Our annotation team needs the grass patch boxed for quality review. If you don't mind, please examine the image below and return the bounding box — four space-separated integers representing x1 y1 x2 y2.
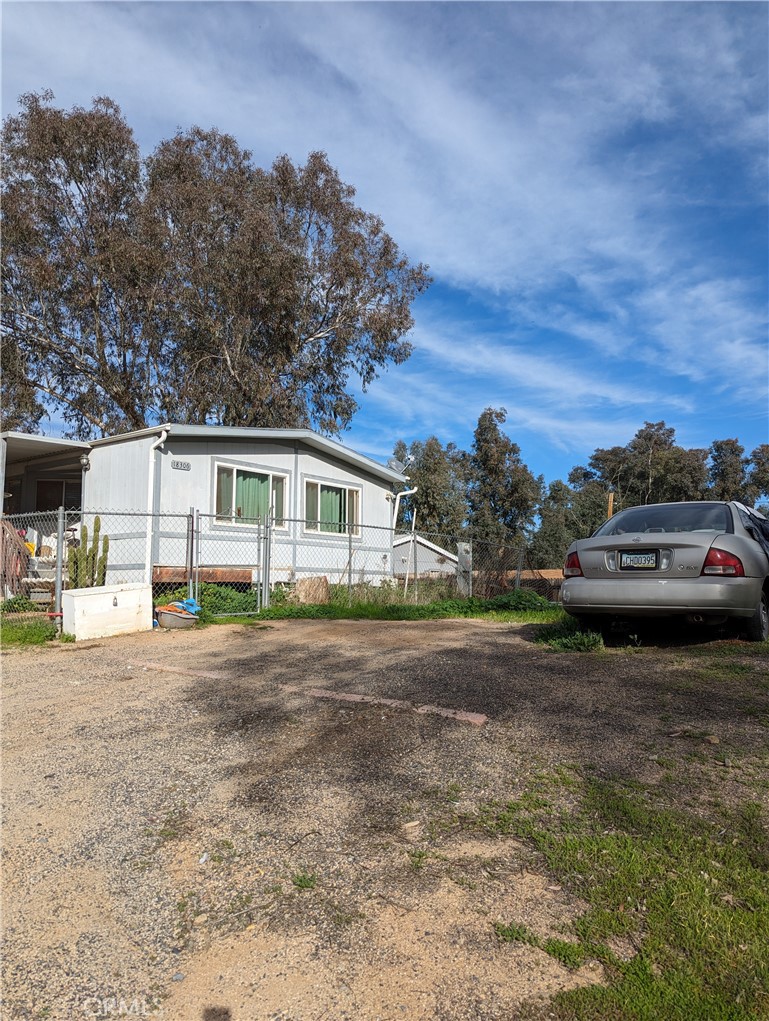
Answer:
535 615 605 652
496 920 540 946
473 777 769 1020
251 588 559 623
496 922 587 970
165 583 562 625
688 641 769 659
0 615 58 645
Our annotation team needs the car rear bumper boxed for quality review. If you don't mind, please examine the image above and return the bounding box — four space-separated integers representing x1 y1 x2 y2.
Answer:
561 576 761 619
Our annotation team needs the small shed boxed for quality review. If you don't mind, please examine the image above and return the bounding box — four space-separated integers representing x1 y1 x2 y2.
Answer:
393 534 458 577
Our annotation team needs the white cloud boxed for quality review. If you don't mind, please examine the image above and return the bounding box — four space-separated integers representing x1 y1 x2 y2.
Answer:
2 1 766 482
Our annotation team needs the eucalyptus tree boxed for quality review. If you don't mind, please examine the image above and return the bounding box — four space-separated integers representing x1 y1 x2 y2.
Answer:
467 407 542 543
1 91 430 438
573 421 708 510
392 436 468 536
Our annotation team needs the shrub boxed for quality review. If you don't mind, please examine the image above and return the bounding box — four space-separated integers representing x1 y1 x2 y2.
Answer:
0 594 38 615
483 589 552 612
1 616 57 645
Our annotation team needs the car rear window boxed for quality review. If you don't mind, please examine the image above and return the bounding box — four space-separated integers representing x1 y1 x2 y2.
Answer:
593 503 732 537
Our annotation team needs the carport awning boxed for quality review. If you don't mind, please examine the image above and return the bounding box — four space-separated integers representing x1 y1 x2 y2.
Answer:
1 432 91 466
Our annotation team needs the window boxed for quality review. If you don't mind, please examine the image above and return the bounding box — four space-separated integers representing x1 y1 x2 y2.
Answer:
305 481 360 535
36 479 81 512
216 465 285 525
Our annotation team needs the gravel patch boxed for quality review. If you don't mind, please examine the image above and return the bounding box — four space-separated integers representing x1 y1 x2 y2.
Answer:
2 619 767 1020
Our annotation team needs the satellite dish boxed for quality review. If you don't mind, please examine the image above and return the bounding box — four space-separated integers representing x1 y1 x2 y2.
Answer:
387 457 406 474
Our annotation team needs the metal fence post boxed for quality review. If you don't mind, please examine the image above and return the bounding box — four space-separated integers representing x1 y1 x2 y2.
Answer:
257 516 262 613
515 546 525 589
261 512 271 609
347 524 353 603
193 508 201 605
186 508 195 600
54 505 65 625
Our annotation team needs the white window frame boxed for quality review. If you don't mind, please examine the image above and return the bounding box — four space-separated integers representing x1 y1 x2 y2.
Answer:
304 479 361 537
215 462 288 528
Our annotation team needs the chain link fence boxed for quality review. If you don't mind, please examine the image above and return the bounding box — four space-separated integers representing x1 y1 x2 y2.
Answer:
1 508 562 625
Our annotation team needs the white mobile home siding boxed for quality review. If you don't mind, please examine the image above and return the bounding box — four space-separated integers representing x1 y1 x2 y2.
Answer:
85 428 399 587
87 435 156 511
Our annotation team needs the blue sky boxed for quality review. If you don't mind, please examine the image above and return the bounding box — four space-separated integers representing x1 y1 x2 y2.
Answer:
3 1 768 485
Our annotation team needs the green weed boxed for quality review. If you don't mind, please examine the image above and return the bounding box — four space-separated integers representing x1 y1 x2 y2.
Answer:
542 937 588 970
534 615 605 652
291 871 317 890
408 848 430 870
0 616 58 645
550 630 605 653
0 594 38 614
144 805 190 846
496 920 540 946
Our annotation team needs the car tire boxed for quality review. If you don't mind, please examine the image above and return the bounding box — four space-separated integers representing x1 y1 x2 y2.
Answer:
745 590 769 643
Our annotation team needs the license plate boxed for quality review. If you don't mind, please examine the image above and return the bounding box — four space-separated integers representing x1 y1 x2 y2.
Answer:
619 550 658 570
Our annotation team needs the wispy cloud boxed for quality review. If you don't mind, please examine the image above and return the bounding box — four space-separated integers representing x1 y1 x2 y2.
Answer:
2 1 766 482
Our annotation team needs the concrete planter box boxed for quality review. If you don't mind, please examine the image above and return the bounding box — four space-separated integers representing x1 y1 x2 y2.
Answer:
62 583 153 641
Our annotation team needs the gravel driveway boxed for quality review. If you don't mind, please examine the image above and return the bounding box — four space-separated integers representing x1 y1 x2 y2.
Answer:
3 619 767 1021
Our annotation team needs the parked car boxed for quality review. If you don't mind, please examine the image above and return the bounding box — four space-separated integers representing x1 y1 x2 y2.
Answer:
561 501 769 641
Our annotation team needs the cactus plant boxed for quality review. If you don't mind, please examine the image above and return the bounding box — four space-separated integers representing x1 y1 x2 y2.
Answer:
96 535 109 586
68 517 110 588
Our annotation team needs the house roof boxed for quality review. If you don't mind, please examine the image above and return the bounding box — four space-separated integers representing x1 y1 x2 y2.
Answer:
393 533 458 562
86 424 407 485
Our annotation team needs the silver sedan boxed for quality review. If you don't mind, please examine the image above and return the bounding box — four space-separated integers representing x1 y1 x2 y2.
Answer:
561 501 769 641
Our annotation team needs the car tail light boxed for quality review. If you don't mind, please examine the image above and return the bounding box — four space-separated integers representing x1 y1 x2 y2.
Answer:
564 552 583 577
701 548 745 577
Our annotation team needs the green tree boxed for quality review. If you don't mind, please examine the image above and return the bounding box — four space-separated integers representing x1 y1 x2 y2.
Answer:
530 477 610 569
747 444 769 509
392 436 467 536
0 340 47 432
529 480 575 569
708 439 750 501
1 91 431 438
2 91 150 436
575 422 707 510
467 408 542 542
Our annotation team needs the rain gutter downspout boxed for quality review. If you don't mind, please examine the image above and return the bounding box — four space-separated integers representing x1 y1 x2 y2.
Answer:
145 429 168 584
391 485 418 582
392 486 418 531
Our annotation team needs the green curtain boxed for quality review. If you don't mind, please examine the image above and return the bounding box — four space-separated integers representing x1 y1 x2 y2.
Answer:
271 477 284 524
306 482 318 528
320 484 345 533
216 467 233 517
236 471 269 520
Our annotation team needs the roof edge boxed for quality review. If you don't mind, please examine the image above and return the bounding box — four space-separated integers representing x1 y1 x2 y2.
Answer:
86 424 404 483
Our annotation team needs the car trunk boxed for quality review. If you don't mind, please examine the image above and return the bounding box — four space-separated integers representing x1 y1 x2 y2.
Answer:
575 533 716 579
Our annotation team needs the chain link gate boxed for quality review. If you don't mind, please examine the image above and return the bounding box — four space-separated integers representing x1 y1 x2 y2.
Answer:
193 512 272 614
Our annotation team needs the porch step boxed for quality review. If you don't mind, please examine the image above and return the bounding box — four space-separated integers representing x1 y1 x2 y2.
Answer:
20 580 56 606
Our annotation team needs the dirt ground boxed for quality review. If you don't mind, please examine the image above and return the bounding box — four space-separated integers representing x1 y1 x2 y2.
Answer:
2 619 768 1021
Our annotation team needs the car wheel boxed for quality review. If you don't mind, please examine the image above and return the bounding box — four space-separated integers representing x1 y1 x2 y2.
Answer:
745 590 769 643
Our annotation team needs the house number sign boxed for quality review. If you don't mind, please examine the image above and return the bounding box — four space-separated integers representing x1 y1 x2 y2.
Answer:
171 460 191 471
